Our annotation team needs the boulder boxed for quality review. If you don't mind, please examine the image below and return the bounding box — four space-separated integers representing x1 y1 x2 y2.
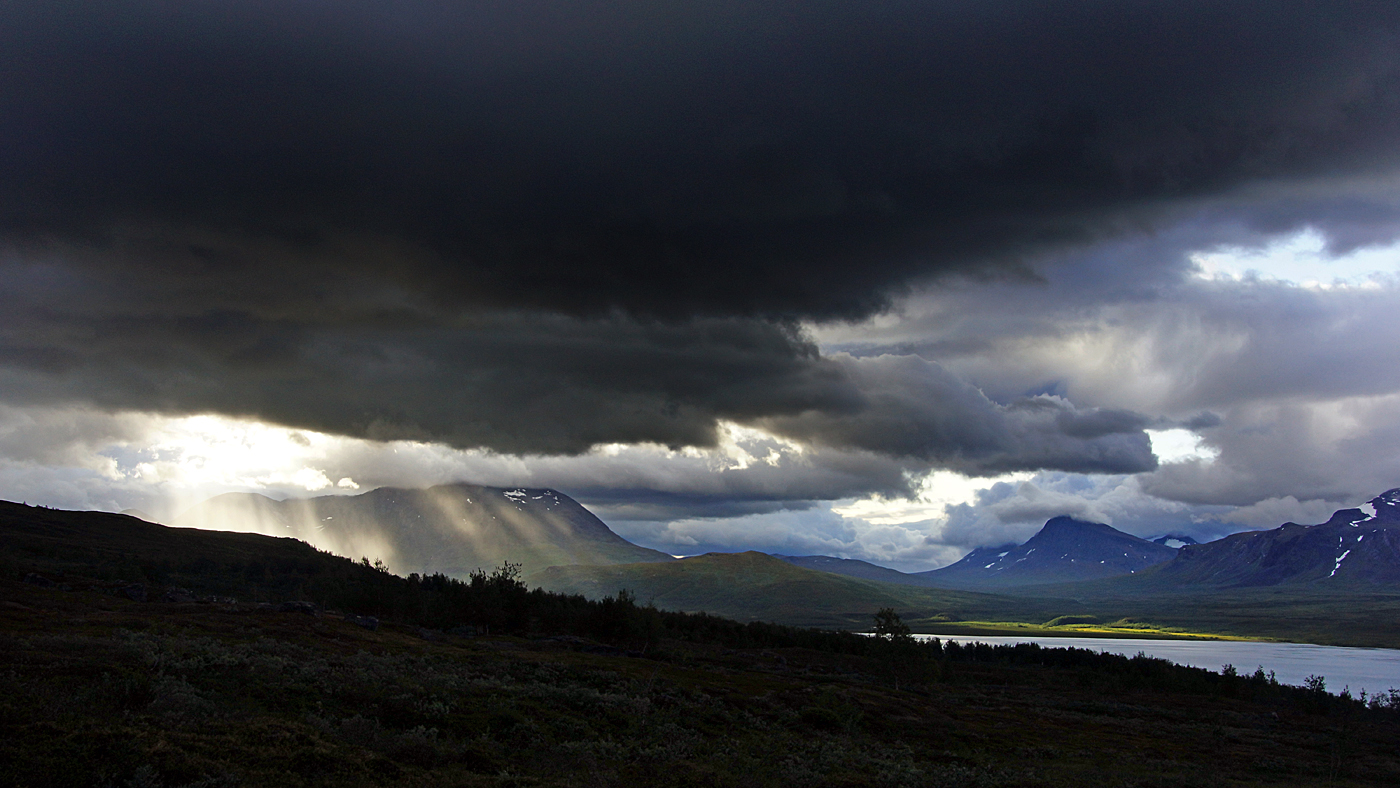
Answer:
345 614 380 631
161 587 196 603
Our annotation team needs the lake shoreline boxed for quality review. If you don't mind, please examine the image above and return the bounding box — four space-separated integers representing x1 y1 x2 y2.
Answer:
900 633 1400 696
910 620 1266 642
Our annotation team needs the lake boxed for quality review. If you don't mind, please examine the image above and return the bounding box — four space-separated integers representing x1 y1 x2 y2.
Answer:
915 635 1400 697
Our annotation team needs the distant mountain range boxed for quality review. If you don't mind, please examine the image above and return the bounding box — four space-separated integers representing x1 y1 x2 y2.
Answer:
777 492 1400 594
175 483 673 576
171 483 1400 598
8 485 1400 645
921 516 1180 589
776 516 1179 590
1137 489 1400 589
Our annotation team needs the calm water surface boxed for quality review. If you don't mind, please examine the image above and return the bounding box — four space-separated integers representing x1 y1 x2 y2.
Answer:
913 635 1400 696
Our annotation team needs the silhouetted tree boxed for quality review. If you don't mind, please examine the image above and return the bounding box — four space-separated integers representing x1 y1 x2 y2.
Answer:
873 607 912 642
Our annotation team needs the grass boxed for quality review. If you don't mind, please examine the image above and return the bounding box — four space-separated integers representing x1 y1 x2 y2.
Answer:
538 551 1400 648
5 578 1400 788
5 504 1400 786
910 619 1268 641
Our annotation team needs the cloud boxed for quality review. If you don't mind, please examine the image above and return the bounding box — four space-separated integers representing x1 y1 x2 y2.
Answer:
4 2 1400 566
1 2 1397 460
5 2 1398 317
759 355 1155 474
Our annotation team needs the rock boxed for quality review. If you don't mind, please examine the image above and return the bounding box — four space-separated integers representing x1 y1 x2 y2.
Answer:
161 587 195 603
345 614 380 631
121 584 147 602
277 600 318 615
22 573 55 588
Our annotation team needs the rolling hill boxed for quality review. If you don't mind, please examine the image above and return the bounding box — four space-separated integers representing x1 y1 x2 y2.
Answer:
6 500 1393 788
771 554 942 586
175 483 674 576
530 551 1069 629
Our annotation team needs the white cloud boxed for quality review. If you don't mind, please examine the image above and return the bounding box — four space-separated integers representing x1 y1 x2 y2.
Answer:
1147 429 1220 464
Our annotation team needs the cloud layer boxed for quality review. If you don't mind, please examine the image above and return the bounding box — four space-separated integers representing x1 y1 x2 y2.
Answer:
3 2 1400 566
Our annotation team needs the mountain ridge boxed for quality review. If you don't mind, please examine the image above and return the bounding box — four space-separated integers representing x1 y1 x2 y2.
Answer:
175 482 674 576
912 516 1179 590
530 550 1070 628
1136 489 1400 589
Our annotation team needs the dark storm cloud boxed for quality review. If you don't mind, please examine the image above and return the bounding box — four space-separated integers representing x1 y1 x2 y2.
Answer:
3 1 1399 468
0 257 1155 470
759 355 1155 474
5 1 1400 319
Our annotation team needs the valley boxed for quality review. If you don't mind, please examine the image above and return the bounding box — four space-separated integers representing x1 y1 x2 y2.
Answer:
3 499 1398 788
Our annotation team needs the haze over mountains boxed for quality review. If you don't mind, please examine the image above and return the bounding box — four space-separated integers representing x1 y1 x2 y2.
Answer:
5 482 1400 645
175 483 673 576
168 483 1400 598
782 491 1400 594
778 517 1180 590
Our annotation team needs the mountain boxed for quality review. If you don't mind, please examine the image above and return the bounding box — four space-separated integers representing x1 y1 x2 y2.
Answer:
771 554 942 586
1151 534 1199 548
917 517 1178 590
175 483 673 576
531 551 1068 628
1142 489 1400 588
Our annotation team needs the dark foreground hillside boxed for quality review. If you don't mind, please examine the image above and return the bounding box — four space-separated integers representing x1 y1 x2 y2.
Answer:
4 575 1399 788
4 501 1400 787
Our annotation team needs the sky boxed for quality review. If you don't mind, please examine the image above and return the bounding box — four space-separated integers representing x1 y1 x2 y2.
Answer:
4 1 1400 570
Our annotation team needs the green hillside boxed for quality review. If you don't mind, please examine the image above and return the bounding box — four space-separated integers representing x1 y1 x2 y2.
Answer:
531 551 1072 629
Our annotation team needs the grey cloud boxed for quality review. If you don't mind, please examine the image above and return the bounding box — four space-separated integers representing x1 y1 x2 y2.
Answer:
5 1 1400 552
1177 412 1224 430
934 474 1235 552
1 243 1158 473
1140 397 1400 507
821 209 1400 516
0 405 149 468
760 355 1156 475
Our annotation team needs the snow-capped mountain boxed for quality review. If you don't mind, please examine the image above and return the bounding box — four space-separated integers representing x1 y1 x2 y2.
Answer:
1151 534 1200 548
175 483 674 576
914 516 1178 590
1148 489 1400 588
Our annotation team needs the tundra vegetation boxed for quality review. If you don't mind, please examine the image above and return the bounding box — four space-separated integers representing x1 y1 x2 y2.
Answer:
3 503 1400 787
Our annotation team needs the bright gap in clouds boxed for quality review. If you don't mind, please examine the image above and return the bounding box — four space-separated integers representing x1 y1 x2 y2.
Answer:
120 415 360 493
0 408 1259 571
1147 429 1219 464
1190 229 1400 287
832 469 1033 525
